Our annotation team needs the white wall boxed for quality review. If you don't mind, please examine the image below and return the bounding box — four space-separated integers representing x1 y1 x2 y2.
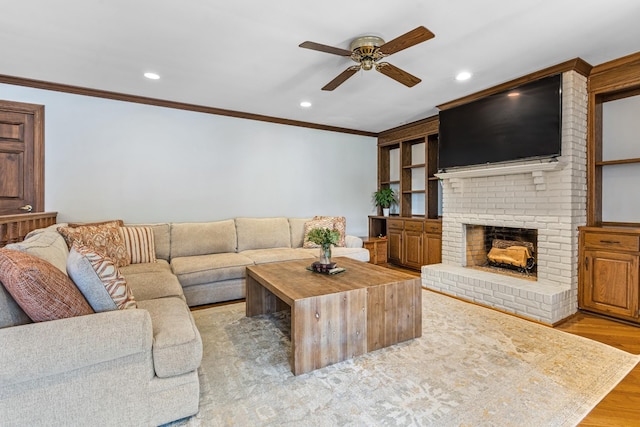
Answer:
0 84 378 235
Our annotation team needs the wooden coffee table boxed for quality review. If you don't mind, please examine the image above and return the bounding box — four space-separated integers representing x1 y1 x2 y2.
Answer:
245 257 422 375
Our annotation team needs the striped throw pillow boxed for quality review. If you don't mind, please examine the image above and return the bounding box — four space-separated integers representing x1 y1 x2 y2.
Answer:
120 226 157 264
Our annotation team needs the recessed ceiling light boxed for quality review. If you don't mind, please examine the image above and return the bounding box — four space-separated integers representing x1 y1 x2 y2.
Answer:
455 71 472 81
300 101 312 108
144 72 160 80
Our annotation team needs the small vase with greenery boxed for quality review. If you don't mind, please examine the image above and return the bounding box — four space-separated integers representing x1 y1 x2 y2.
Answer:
372 187 397 216
306 227 340 265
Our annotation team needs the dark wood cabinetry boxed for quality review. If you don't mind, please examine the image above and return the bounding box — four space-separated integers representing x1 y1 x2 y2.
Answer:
369 216 441 270
579 52 640 324
371 116 442 270
579 227 640 323
423 220 442 266
362 236 388 265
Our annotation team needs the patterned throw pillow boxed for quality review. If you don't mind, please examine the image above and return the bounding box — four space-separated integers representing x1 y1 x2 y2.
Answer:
119 226 156 264
312 215 347 247
67 219 125 228
303 218 337 248
58 221 130 268
0 248 94 322
68 243 137 310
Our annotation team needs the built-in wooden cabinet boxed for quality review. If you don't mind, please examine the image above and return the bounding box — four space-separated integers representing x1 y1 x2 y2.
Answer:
371 116 442 270
579 52 640 324
579 227 640 322
371 215 443 271
361 236 388 265
423 220 442 266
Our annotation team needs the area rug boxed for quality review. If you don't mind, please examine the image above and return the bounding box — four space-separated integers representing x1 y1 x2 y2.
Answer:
173 290 639 426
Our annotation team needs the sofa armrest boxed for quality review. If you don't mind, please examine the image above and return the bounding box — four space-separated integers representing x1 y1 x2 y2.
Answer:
0 309 153 387
345 235 363 248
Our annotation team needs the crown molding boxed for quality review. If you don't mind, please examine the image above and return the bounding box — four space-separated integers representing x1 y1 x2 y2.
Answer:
0 74 378 138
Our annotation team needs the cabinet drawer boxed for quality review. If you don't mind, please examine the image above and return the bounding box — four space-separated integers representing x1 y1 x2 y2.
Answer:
583 233 639 251
404 221 423 232
387 219 404 230
424 221 442 234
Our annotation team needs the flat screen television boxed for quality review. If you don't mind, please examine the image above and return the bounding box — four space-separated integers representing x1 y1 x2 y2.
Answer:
438 73 562 170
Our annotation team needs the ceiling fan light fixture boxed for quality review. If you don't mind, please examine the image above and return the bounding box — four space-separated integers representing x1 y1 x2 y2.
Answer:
362 58 374 71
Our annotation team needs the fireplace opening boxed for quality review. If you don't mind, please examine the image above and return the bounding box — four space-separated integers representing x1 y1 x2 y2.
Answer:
465 225 538 279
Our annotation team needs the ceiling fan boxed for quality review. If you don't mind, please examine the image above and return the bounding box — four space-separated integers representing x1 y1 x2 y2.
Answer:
299 26 434 91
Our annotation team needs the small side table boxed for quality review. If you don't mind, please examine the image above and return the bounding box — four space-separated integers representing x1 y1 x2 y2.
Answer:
362 236 388 265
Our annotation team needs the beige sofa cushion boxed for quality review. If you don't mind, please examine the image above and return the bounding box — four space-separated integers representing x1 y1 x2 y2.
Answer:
136 298 202 378
240 248 316 264
171 252 254 287
120 260 184 302
171 220 236 258
289 217 313 248
236 217 291 251
4 231 69 274
119 259 172 275
0 284 31 329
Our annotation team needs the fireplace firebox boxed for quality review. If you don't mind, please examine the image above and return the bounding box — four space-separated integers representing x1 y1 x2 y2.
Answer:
465 225 538 278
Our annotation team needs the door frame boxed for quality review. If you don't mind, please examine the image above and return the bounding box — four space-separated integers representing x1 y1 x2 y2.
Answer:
0 99 45 213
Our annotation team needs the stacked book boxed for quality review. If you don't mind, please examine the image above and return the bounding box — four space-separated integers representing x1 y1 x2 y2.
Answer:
309 261 346 275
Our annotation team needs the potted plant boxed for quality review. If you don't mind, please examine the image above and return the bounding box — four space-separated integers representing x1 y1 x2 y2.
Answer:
372 187 397 217
306 227 340 265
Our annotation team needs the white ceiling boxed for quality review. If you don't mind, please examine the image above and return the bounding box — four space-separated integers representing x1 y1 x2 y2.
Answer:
1 0 639 134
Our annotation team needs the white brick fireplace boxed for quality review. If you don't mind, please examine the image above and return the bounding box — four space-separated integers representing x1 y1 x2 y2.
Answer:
422 72 587 324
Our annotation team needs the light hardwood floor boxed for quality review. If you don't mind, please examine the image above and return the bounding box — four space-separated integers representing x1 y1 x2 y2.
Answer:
556 312 640 426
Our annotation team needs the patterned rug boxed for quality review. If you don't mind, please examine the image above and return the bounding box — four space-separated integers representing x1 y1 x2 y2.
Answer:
172 290 639 426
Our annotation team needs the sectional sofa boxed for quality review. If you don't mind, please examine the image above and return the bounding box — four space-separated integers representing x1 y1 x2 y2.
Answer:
0 216 368 426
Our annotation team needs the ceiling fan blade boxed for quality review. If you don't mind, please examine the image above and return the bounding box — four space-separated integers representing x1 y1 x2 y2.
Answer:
376 62 421 87
299 41 353 57
378 26 435 56
322 66 360 91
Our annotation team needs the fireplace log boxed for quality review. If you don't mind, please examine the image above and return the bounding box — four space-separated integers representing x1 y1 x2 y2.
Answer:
487 246 532 268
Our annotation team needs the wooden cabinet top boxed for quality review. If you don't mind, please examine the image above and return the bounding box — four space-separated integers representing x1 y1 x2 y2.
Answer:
579 226 640 235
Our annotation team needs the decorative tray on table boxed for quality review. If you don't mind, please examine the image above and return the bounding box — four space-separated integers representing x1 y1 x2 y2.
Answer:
306 261 346 275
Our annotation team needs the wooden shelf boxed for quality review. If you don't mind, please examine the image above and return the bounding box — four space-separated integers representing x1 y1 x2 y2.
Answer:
596 157 640 166
403 163 426 169
374 117 441 269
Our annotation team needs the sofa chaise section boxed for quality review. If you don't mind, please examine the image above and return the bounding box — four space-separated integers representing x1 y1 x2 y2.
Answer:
0 228 202 426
